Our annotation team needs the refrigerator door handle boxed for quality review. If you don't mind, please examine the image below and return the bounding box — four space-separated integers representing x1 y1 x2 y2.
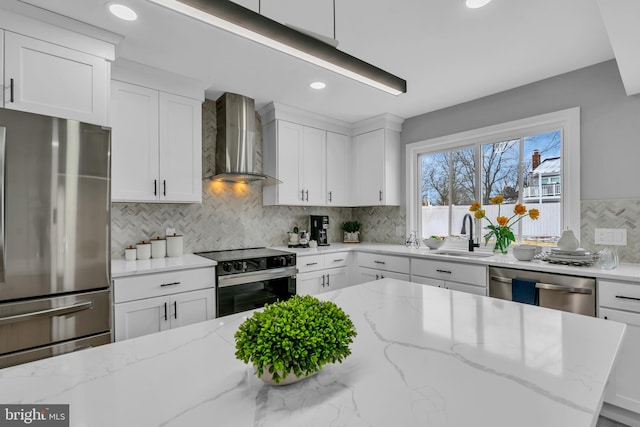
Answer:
0 300 94 326
0 126 5 283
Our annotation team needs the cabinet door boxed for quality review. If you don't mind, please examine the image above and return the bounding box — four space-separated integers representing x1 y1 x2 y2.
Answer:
297 271 326 295
111 81 160 202
170 289 215 329
325 267 349 291
353 129 385 206
326 131 349 205
446 281 486 296
4 32 108 125
114 296 170 341
301 126 326 205
159 92 202 203
600 308 640 413
276 121 304 205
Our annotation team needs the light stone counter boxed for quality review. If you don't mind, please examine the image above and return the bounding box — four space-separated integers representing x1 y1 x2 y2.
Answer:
0 279 625 427
276 242 640 282
111 254 216 278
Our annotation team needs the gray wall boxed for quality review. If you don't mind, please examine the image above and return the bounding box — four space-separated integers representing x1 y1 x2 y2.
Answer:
401 60 640 262
402 60 640 200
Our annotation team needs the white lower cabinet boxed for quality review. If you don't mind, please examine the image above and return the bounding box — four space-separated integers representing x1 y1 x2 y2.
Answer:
599 280 640 422
113 267 215 341
296 251 352 295
410 258 487 295
355 252 410 284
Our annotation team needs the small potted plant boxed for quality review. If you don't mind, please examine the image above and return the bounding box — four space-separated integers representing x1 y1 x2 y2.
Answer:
342 221 362 243
234 295 357 385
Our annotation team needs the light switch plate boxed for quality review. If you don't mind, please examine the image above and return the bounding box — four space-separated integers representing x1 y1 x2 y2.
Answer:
595 228 627 246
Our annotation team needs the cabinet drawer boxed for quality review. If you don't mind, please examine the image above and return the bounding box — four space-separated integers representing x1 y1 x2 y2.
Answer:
599 280 640 312
324 251 351 268
412 258 486 287
297 254 326 273
358 252 409 273
113 267 215 303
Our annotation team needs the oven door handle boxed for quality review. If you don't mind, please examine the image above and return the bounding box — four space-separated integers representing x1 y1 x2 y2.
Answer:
534 282 592 295
218 267 298 288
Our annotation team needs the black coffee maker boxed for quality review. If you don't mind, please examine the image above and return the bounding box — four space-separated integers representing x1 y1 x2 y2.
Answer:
310 215 330 246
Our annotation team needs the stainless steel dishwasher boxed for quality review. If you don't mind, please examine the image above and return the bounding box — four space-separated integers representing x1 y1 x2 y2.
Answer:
489 266 596 316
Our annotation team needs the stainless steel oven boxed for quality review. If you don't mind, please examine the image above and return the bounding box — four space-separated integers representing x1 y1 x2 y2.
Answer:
489 266 596 316
196 248 296 317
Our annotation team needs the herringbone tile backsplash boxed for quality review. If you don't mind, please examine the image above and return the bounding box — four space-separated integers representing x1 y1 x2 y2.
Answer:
111 99 640 262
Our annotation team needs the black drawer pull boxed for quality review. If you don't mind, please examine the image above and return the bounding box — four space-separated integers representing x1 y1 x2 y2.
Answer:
306 262 318 266
333 259 344 262
374 260 386 265
164 302 168 321
10 78 14 102
615 295 640 302
436 269 452 274
160 281 181 287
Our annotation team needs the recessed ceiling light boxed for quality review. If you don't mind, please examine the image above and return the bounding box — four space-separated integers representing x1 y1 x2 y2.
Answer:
310 81 326 90
108 3 138 21
465 0 492 8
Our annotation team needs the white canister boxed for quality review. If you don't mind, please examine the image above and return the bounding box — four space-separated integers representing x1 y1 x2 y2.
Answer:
125 246 137 261
136 241 151 260
151 237 167 259
166 234 183 257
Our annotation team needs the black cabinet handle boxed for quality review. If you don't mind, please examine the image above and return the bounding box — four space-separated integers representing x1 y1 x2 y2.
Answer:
174 301 177 319
379 190 383 201
164 302 168 321
154 179 157 196
436 269 452 274
374 260 386 265
160 281 181 287
305 190 309 201
10 78 14 103
615 295 640 302
163 180 167 196
301 189 305 201
328 191 332 202
327 274 330 286
375 274 379 280
322 274 325 287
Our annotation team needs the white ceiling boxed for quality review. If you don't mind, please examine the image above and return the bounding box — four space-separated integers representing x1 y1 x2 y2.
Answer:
7 0 618 123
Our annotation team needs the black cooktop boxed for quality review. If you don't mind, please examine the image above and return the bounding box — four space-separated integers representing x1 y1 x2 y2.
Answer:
195 247 293 262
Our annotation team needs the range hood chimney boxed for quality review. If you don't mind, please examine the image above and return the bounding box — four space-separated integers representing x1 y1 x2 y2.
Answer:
209 92 279 185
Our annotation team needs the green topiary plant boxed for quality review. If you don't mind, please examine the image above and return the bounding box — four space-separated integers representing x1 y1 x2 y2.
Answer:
234 295 357 384
341 221 362 233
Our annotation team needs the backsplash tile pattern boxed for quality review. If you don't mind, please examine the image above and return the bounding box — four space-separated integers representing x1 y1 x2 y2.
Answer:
111 98 354 258
581 198 640 263
353 206 405 244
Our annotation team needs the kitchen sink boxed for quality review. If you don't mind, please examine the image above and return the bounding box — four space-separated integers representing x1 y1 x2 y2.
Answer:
433 250 494 258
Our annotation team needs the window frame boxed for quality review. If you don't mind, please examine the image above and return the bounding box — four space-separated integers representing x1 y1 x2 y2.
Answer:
405 107 580 240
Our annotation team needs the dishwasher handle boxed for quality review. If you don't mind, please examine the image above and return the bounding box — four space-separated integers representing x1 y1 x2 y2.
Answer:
534 282 592 295
490 276 592 295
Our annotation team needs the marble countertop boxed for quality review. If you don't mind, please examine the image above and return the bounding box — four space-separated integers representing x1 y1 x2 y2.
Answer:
276 242 640 282
0 279 625 427
111 254 216 278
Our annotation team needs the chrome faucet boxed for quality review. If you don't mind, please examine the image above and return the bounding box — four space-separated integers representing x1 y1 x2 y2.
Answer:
461 213 480 252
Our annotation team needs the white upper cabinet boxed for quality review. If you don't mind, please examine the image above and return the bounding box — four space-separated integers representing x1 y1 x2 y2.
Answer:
352 124 402 206
2 31 110 126
263 120 326 206
111 80 202 203
326 131 349 205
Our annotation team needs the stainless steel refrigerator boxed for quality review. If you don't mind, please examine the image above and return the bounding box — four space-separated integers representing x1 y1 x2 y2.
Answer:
0 108 111 368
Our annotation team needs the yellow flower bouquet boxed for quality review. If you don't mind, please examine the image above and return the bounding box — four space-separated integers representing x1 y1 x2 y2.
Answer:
469 195 540 254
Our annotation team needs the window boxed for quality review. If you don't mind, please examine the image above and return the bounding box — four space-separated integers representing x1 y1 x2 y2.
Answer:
407 108 580 247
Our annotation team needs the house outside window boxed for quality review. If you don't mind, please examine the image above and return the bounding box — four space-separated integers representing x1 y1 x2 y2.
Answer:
406 108 580 249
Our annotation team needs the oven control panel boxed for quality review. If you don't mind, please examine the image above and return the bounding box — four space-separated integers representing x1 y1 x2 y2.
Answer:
216 254 296 276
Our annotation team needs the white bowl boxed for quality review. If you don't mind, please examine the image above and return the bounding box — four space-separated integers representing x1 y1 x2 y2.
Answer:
423 237 445 250
512 244 537 261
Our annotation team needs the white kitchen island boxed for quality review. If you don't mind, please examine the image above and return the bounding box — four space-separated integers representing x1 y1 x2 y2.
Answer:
0 279 625 427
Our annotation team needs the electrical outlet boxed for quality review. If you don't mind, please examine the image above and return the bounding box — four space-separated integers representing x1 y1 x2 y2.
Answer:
595 228 627 246
166 227 176 237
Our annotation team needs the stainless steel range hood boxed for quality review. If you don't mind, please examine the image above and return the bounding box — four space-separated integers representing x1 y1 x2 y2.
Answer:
209 92 280 185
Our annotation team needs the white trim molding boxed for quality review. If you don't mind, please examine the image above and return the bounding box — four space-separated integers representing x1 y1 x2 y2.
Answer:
405 107 581 239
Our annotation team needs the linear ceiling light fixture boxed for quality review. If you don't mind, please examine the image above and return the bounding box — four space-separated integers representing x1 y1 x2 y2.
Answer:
146 0 407 95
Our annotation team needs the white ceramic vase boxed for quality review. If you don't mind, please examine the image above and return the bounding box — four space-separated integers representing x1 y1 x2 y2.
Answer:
557 229 579 250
